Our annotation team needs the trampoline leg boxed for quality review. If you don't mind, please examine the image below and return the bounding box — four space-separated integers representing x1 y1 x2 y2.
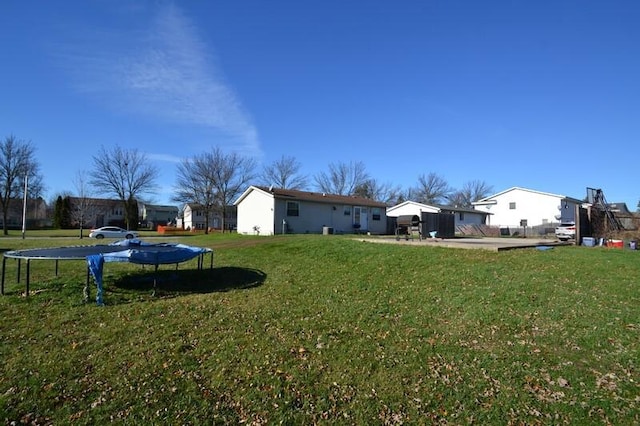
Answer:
17 259 21 285
55 260 59 277
152 264 159 297
26 260 30 297
84 267 91 303
1 256 6 295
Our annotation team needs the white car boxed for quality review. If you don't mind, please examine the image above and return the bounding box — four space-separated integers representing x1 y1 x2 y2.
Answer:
555 222 576 241
89 226 139 240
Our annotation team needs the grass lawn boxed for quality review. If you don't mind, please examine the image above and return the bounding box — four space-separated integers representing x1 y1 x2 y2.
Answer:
1 233 638 424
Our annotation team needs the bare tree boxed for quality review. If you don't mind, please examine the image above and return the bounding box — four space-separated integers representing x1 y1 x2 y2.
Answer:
353 178 403 204
0 135 42 235
447 180 494 207
72 170 100 238
314 161 369 196
261 155 308 190
413 172 451 205
89 145 159 230
173 147 256 233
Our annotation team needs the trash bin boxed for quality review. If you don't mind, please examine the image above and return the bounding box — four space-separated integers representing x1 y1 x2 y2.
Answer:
322 226 334 235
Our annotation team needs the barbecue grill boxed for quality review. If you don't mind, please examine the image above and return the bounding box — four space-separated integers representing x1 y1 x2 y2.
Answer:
395 215 422 240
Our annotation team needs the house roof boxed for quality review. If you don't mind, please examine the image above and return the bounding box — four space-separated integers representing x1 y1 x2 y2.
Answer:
607 202 631 215
142 204 179 211
473 186 583 205
388 200 491 216
235 186 388 208
183 202 236 211
68 197 122 207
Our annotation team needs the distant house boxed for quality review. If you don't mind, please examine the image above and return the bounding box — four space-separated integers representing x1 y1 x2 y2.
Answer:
386 200 490 227
234 186 388 235
181 203 237 231
67 197 126 228
66 197 180 230
140 203 179 229
0 197 48 229
472 187 583 229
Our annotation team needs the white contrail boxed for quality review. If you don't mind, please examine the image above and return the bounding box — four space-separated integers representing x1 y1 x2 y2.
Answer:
55 3 260 154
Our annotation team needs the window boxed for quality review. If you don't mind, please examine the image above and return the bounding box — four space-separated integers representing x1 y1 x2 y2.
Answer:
509 202 516 210
287 201 299 216
459 212 465 221
343 206 351 216
372 208 381 221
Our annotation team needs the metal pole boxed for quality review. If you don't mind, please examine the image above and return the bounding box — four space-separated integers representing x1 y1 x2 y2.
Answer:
21 174 28 239
26 259 30 296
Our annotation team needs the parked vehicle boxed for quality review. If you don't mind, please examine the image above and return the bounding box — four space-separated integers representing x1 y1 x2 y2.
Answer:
555 222 576 241
89 226 139 239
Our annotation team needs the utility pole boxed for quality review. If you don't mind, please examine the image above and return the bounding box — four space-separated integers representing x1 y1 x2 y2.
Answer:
21 173 28 239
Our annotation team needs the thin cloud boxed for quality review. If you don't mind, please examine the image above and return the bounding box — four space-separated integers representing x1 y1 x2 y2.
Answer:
54 3 260 153
146 152 184 164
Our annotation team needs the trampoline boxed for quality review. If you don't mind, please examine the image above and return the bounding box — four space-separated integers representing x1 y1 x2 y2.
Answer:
1 239 213 304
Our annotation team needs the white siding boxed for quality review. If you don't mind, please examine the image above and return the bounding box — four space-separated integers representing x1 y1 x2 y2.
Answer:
182 205 221 231
474 188 566 228
236 189 276 235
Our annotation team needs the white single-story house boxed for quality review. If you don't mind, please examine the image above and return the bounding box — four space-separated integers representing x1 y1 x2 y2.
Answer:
472 187 583 228
386 200 490 227
234 186 388 235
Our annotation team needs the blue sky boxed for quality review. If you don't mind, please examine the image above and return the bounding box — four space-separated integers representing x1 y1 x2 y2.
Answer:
2 1 639 209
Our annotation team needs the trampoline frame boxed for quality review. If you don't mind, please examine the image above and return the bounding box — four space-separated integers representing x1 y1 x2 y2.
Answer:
1 243 214 297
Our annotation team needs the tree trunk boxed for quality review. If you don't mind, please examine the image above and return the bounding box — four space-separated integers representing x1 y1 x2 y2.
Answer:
2 206 8 236
124 199 138 230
